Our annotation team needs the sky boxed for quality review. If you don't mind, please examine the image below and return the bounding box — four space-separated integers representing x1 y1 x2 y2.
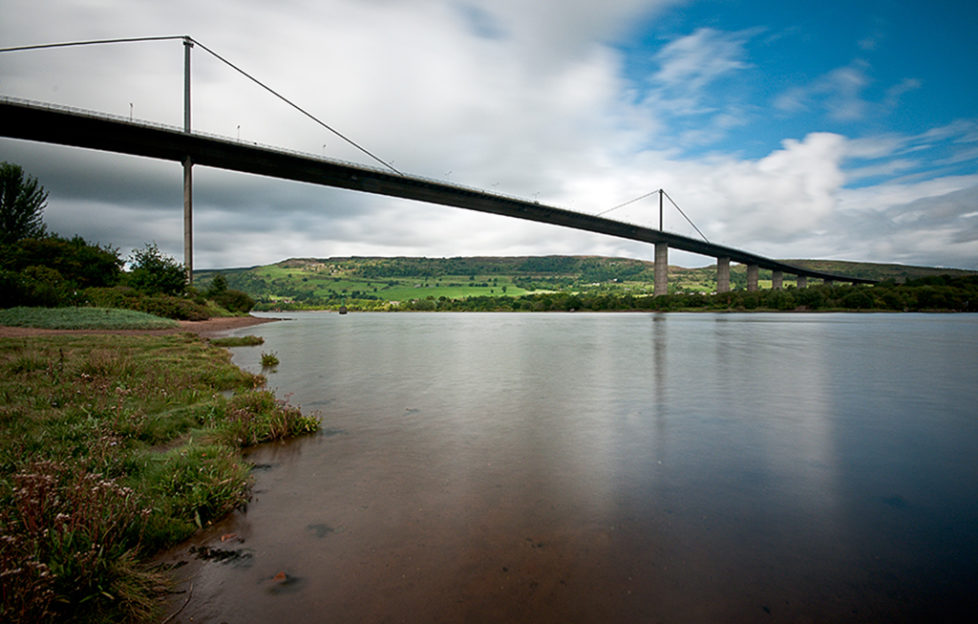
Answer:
1 0 977 270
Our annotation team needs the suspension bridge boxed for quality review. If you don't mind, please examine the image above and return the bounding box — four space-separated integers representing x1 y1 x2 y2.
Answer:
0 36 874 292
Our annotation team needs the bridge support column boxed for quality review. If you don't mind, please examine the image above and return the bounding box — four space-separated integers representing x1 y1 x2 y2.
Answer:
716 256 730 293
182 37 194 284
797 275 807 289
747 264 759 292
772 270 783 290
183 156 193 282
654 243 668 296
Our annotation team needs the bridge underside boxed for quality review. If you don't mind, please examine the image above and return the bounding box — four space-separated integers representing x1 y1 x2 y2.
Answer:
0 99 875 289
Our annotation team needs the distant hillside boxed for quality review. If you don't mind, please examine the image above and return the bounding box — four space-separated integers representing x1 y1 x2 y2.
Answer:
782 260 976 281
194 256 976 310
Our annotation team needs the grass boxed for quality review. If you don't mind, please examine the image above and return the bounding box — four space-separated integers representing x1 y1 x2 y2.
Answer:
208 335 264 347
0 333 318 623
260 351 280 368
0 307 178 330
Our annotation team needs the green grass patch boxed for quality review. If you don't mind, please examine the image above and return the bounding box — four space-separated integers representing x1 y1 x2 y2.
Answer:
0 306 178 330
209 335 264 347
0 333 318 623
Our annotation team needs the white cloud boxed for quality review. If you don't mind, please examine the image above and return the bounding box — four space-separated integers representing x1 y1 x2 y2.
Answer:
0 0 976 270
651 27 753 90
775 60 871 121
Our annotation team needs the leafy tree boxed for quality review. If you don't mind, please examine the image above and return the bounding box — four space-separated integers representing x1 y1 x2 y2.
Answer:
0 162 48 244
128 243 187 296
206 274 229 297
3 235 122 289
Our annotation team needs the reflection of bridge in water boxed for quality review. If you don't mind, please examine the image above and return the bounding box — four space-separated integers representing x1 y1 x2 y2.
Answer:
0 37 874 292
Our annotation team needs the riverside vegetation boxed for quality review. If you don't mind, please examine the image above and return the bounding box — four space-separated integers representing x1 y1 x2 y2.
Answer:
199 256 978 313
0 217 318 620
0 332 319 623
0 165 324 623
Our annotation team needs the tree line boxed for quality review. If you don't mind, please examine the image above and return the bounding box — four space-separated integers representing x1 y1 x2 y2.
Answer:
392 278 977 312
0 162 254 318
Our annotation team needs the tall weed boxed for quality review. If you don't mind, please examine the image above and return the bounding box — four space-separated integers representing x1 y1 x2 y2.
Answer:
0 460 153 623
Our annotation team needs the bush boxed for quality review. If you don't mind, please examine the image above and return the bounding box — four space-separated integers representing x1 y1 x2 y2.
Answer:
841 289 875 310
3 236 122 290
212 289 255 313
205 274 228 297
1 236 123 309
127 243 186 296
0 268 26 308
84 286 211 321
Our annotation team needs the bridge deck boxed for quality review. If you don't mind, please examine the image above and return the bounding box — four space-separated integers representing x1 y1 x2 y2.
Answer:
0 98 874 284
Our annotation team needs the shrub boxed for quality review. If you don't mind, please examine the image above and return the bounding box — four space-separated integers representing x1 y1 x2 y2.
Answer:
84 286 210 321
205 274 228 297
212 289 255 313
134 294 210 321
260 352 279 368
3 236 122 290
127 243 186 296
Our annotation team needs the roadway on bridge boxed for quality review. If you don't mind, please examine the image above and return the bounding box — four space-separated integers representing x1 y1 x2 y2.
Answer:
0 98 874 285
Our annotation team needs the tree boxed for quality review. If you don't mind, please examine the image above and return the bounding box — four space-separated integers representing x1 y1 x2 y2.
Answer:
128 243 187 296
206 273 229 297
0 162 48 244
4 235 122 289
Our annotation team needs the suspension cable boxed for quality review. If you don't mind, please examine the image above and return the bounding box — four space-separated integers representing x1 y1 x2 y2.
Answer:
596 189 660 216
662 189 710 243
0 35 403 175
0 35 187 53
598 188 710 243
187 38 402 175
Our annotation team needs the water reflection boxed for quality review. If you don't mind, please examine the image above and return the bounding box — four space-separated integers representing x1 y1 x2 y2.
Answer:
159 312 978 623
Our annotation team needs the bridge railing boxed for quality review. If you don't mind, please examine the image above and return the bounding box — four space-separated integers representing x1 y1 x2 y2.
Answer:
2 96 574 209
1 95 670 236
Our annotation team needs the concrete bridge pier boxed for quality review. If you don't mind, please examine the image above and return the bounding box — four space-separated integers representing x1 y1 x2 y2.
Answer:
182 38 194 283
797 275 808 289
772 270 783 290
654 243 668 296
747 264 759 292
183 156 193 280
717 256 730 293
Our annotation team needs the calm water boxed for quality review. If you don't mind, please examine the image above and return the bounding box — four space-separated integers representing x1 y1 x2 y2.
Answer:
163 312 978 623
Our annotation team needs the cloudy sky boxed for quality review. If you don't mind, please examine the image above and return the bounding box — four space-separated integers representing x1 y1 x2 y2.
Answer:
2 0 977 269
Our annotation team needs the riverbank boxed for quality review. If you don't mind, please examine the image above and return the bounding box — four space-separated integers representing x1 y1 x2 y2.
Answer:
0 316 315 623
0 314 279 338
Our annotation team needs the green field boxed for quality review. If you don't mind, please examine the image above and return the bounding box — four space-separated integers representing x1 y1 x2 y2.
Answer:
194 255 977 311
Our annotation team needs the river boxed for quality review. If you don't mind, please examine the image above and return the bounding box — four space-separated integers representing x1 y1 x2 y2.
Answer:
162 312 978 623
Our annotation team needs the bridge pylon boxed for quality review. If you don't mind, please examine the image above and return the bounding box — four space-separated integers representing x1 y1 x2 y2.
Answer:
182 37 194 283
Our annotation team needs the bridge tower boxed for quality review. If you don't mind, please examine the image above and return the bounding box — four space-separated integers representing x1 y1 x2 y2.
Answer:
654 189 668 296
182 37 194 283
